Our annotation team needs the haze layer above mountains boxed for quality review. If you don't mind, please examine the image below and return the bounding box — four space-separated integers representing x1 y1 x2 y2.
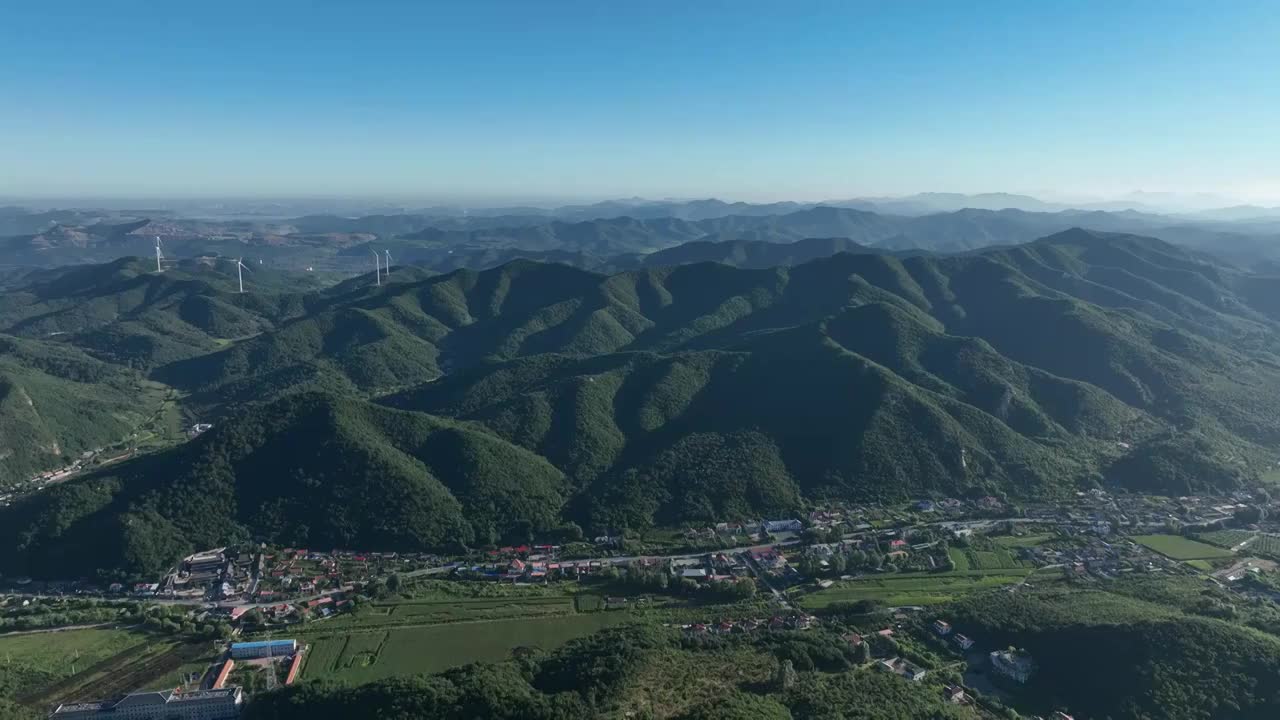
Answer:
5 194 1280 276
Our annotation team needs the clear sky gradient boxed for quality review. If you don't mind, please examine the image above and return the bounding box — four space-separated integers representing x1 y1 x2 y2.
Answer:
2 1 1278 202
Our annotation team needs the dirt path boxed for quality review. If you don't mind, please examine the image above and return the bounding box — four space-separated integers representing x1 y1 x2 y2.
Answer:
0 622 136 637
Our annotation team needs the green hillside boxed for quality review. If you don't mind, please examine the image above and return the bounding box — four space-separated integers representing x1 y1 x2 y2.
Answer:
0 335 166 488
0 392 566 578
0 257 327 370
949 588 1280 719
4 231 1280 576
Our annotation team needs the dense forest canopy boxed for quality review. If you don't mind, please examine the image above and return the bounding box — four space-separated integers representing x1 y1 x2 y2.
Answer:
3 229 1280 577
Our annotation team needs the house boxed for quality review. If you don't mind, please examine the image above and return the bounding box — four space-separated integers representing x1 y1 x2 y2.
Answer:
916 500 937 512
933 619 952 636
681 568 709 580
764 519 803 533
605 597 628 610
844 633 863 647
990 649 1035 683
953 633 975 650
877 657 927 681
943 685 966 703
889 539 908 550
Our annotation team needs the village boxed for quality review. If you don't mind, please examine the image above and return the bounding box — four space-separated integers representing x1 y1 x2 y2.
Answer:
6 487 1280 720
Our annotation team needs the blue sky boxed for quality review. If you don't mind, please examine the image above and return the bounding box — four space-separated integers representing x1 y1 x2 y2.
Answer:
2 1 1278 202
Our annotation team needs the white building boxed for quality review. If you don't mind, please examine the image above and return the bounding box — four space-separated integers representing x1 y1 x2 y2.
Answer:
52 687 242 720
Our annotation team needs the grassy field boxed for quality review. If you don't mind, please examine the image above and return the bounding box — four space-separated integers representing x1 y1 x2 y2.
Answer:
1199 531 1280 560
1184 559 1215 572
797 571 1030 609
1133 534 1235 560
993 534 1052 547
0 628 147 701
315 593 577 632
1198 530 1257 549
948 548 971 571
302 613 630 684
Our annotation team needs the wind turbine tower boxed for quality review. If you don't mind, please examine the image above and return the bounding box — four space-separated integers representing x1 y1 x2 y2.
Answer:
384 249 392 276
235 257 250 293
154 236 165 273
372 249 382 286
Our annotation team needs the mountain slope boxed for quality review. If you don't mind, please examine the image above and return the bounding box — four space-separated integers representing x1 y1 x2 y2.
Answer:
0 392 567 578
0 335 165 487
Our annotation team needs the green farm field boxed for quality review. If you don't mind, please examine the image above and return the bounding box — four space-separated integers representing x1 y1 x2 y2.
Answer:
797 571 1031 609
0 628 146 702
993 534 1052 547
302 613 630 684
1132 535 1235 560
1197 530 1257 549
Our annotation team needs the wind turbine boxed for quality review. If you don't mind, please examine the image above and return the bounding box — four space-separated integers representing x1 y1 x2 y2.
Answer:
372 249 382 286
154 236 165 273
234 257 250 294
383 249 392 276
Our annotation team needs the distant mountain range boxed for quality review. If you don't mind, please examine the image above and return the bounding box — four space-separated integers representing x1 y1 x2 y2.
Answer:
3 229 1280 578
8 201 1280 279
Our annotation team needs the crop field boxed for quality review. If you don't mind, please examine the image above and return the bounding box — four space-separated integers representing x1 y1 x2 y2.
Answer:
1199 531 1280 559
1133 535 1235 560
993 535 1052 548
337 631 387 670
0 628 146 702
1198 530 1257 549
1251 535 1280 557
302 613 629 684
385 597 572 622
947 548 970 571
798 571 1030 609
317 594 577 632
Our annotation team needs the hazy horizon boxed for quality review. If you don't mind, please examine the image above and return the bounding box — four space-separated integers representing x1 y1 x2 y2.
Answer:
3 2 1278 204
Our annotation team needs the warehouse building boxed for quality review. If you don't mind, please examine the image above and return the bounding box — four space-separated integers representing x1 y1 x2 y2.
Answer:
229 639 296 659
51 686 242 720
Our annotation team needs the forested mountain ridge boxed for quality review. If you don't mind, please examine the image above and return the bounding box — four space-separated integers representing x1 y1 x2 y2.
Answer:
0 392 567 578
4 229 1280 576
0 334 167 486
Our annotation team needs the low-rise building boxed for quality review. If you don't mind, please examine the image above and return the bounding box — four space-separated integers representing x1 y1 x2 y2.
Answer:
230 639 296 659
52 687 242 720
990 649 1035 683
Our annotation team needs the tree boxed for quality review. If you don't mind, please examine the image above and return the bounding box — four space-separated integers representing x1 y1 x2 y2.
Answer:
858 640 873 665
830 552 847 575
774 659 798 691
385 573 401 594
732 577 758 600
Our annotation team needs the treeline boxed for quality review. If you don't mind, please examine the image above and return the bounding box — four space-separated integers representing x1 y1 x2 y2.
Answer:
948 588 1280 720
244 624 977 720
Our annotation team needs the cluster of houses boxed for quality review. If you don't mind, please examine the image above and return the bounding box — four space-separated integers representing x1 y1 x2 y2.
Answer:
3 447 132 506
680 613 817 636
463 549 764 587
932 619 975 650
681 519 804 543
163 548 255 601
